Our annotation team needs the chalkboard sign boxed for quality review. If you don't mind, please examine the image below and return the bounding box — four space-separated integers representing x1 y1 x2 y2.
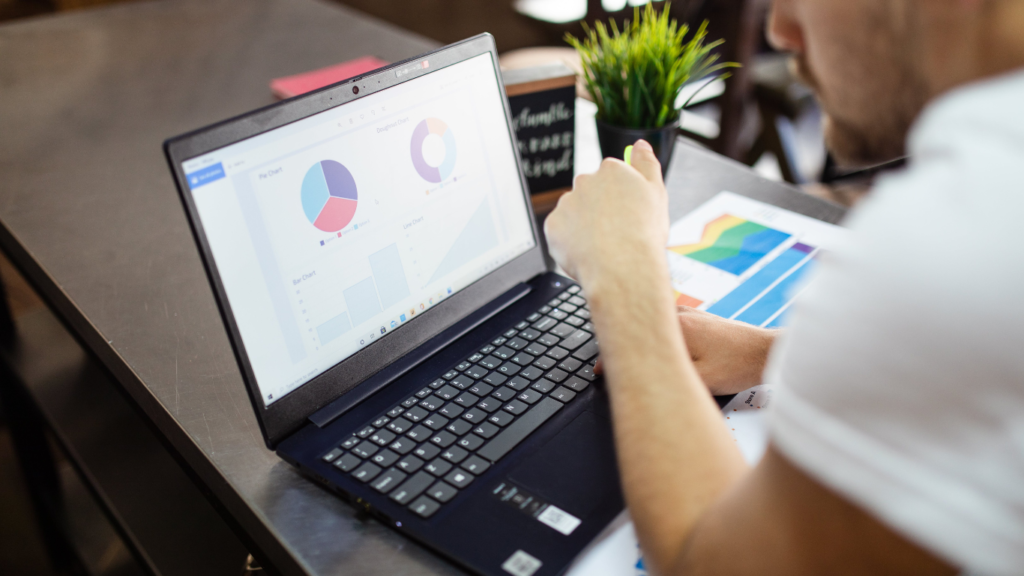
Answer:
502 63 577 195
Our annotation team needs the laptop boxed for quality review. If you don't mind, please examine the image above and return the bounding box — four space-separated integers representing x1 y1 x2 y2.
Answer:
164 35 623 576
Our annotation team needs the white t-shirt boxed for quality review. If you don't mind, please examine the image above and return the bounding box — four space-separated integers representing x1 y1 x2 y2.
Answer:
766 68 1024 576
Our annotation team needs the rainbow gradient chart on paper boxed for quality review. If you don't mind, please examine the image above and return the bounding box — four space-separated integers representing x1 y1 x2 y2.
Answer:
669 214 791 276
666 193 847 329
302 160 358 232
410 118 457 183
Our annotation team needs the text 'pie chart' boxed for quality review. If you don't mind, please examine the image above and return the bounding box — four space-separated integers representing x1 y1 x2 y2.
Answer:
410 118 457 183
301 160 358 232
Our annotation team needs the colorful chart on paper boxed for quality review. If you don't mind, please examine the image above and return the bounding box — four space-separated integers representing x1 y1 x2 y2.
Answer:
669 214 791 276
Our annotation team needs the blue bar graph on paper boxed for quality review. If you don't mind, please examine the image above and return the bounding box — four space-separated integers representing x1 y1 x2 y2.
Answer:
735 259 814 326
369 244 411 310
706 243 814 319
316 312 352 345
344 277 382 327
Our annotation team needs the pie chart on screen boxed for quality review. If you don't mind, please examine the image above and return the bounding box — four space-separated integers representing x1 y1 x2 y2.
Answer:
301 160 358 232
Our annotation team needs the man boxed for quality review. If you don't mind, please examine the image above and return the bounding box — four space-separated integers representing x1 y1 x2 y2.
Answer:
544 0 1024 574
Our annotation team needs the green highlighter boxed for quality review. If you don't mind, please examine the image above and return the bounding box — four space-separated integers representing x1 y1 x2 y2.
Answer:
624 145 634 166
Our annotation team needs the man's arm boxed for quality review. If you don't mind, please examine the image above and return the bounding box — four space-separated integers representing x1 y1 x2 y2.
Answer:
544 140 955 575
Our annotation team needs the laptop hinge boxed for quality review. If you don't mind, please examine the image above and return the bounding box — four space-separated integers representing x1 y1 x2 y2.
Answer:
308 282 533 428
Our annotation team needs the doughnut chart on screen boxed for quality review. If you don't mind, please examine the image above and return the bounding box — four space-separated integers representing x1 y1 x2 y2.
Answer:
410 118 457 183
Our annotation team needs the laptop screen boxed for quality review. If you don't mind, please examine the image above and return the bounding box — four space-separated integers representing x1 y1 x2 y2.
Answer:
179 54 536 407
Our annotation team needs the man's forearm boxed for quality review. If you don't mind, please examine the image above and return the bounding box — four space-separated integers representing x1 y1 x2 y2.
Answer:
584 250 748 575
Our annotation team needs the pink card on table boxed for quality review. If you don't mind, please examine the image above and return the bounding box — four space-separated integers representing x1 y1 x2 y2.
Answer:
270 56 389 100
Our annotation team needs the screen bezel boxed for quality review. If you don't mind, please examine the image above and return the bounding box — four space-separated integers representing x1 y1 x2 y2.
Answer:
164 35 547 448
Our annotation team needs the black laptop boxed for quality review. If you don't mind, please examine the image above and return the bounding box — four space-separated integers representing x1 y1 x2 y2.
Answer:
164 35 623 576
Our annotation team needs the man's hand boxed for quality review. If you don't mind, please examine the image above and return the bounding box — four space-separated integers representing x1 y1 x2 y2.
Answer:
544 139 668 288
676 306 778 395
597 307 779 396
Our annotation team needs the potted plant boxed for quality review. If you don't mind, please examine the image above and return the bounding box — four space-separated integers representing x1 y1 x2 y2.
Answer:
566 3 737 172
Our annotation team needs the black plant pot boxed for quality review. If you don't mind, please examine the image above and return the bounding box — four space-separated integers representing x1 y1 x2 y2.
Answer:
595 119 680 175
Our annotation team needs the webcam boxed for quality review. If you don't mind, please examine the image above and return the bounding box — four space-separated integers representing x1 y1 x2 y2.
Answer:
353 86 360 95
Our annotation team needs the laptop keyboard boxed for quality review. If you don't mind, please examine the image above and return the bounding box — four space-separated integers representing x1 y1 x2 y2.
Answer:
320 285 599 519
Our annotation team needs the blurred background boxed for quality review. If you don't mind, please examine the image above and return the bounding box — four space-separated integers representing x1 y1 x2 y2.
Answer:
0 0 846 574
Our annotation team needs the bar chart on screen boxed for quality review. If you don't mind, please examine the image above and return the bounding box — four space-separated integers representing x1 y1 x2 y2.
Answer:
666 192 847 329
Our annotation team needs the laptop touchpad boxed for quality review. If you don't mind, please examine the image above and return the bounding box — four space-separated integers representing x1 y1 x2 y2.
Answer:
508 411 621 520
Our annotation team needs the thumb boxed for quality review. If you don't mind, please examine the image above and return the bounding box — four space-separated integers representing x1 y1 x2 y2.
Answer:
630 140 663 184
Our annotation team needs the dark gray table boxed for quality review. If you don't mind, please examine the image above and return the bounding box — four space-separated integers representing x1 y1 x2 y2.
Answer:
0 1 845 574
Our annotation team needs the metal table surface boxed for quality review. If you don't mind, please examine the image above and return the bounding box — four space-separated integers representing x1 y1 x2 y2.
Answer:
0 1 845 574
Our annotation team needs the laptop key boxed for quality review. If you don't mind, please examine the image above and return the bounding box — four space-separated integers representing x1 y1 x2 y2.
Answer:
511 353 535 366
524 343 547 358
478 398 564 463
549 309 569 320
341 436 361 449
423 414 449 430
370 430 396 446
461 408 488 423
488 411 514 427
531 379 556 393
491 337 507 347
441 446 468 464
491 386 516 401
401 396 419 408
561 330 592 351
564 376 590 392
424 458 453 476
409 496 441 518
396 455 424 473
438 403 464 418
357 426 376 438
468 353 484 363
453 392 479 408
435 385 459 400
519 328 541 341
507 376 532 390
493 346 515 360
371 468 407 493
351 441 379 459
372 416 391 428
558 358 582 373
430 431 457 447
503 400 529 415
390 471 434 505
334 453 361 472
577 366 597 382
572 339 599 361
478 355 501 370
558 302 578 314
414 443 441 460
444 469 474 489
483 372 508 387
446 419 472 436
419 397 441 411
429 378 446 389
322 448 343 463
545 369 568 383
575 308 591 320
545 347 569 360
564 315 585 327
568 285 581 294
461 455 490 475
387 406 405 418
526 312 542 322
551 388 577 402
548 298 562 307
506 337 528 350
450 375 474 389
479 345 496 355
537 334 560 347
351 462 381 482
427 481 458 503
465 365 488 380
515 321 530 330
442 370 459 380
532 317 557 332
472 422 500 439
503 329 518 338
415 387 433 399
533 357 556 372
387 418 412 434
517 389 543 404
371 449 400 467
538 305 552 314
568 295 586 306
457 434 484 451
468 382 493 397
406 425 432 442
497 362 521 376
404 406 429 422
389 438 416 455
476 397 502 412
455 361 472 372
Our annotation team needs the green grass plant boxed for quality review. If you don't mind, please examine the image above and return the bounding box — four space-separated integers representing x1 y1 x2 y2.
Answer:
566 3 738 129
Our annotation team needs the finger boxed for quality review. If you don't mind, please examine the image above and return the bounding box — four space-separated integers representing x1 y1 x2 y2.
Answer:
593 357 603 375
629 139 664 185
